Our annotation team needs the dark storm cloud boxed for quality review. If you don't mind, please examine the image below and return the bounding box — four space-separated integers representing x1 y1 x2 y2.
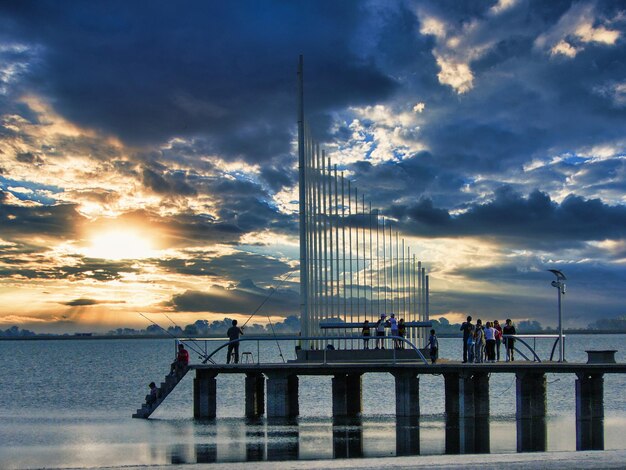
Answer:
169 279 299 316
440 259 626 325
141 167 197 197
61 298 125 306
0 256 139 282
159 251 292 285
396 186 626 248
0 190 83 240
0 0 397 163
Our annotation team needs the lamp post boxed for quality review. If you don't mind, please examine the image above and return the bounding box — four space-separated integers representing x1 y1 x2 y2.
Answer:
548 269 566 362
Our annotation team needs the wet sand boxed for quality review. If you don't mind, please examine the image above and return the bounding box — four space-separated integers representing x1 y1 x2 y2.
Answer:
91 450 626 470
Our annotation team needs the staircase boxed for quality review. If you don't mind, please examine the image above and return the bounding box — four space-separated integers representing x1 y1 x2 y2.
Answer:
132 368 188 419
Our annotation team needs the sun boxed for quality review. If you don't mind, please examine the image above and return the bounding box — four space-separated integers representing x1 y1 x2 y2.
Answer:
84 229 156 260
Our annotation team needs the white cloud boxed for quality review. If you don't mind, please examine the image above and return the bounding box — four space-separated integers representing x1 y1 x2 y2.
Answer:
489 0 519 16
535 2 621 58
413 102 425 113
436 57 474 94
550 40 579 58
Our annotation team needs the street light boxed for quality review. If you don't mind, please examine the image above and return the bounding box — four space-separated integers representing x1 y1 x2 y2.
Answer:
548 269 566 362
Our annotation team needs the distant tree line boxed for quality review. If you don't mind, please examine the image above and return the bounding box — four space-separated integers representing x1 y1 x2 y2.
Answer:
108 315 301 336
0 326 36 337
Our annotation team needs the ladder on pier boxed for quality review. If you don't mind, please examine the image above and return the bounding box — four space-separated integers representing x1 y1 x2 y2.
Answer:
132 368 188 419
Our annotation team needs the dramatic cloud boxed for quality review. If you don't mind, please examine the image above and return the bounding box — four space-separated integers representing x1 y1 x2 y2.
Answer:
1 1 626 332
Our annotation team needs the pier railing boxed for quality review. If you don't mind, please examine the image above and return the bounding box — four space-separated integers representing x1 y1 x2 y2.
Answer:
191 335 429 366
503 334 565 362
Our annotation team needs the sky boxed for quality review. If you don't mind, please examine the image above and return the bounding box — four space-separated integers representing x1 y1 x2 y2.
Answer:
1 0 626 333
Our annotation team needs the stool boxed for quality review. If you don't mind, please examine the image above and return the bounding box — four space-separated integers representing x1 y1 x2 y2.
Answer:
241 352 253 363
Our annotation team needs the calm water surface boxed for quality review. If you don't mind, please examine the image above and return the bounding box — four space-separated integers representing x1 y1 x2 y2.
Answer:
0 335 625 468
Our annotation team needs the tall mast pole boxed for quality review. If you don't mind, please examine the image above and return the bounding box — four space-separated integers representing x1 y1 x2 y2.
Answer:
297 55 309 342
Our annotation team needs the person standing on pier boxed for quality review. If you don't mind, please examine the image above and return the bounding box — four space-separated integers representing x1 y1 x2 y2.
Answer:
494 320 503 361
361 320 371 349
460 316 473 363
375 314 386 349
485 322 496 362
427 329 439 364
503 318 516 361
226 319 244 364
466 324 475 363
389 313 399 349
474 319 485 363
398 319 406 349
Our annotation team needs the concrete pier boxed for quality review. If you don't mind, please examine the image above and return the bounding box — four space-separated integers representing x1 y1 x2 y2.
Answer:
516 372 547 452
332 373 362 417
193 370 217 419
245 372 265 418
151 360 626 454
394 372 420 418
266 372 299 419
576 372 604 450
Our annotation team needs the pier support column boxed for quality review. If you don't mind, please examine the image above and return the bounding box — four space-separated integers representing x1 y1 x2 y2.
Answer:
266 373 299 419
443 373 460 454
459 372 490 453
576 372 604 450
394 372 420 418
194 370 217 419
245 372 265 418
516 372 547 452
332 373 362 417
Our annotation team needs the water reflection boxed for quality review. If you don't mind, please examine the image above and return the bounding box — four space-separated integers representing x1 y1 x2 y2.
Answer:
154 413 607 465
332 417 363 458
395 417 420 456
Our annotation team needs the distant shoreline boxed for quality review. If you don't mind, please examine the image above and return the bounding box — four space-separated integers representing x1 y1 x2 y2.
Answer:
2 330 626 341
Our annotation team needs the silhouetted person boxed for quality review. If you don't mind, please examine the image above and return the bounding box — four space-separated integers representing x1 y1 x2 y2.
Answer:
427 329 438 364
460 316 473 363
147 381 158 406
362 320 371 349
171 343 189 377
503 318 516 361
226 319 244 364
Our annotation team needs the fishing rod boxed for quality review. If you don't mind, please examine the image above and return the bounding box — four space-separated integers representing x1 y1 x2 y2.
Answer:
241 270 295 328
238 271 295 363
138 312 214 364
161 312 211 361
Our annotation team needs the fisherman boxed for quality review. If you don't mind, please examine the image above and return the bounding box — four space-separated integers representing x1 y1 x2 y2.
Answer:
146 382 159 406
226 319 244 364
170 343 189 377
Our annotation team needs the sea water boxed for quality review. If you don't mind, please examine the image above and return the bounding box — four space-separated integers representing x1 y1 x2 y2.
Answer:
0 335 625 468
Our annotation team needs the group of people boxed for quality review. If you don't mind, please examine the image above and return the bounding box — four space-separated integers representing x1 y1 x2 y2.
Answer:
460 316 516 363
361 313 407 350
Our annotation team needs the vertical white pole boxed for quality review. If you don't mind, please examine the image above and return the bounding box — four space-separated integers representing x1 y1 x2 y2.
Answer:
334 166 341 346
382 218 387 317
362 195 367 322
402 239 406 321
376 211 380 319
369 201 374 317
341 173 348 348
327 162 334 328
417 260 422 346
297 56 309 344
348 181 353 330
355 188 360 326
315 145 323 348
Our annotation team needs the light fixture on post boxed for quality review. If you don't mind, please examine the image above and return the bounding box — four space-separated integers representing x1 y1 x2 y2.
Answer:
548 269 566 362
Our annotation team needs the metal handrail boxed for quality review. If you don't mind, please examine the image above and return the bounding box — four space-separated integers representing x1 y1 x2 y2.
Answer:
194 335 429 365
502 334 566 363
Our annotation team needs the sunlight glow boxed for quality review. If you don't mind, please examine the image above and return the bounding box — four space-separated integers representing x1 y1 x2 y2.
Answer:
85 230 156 260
